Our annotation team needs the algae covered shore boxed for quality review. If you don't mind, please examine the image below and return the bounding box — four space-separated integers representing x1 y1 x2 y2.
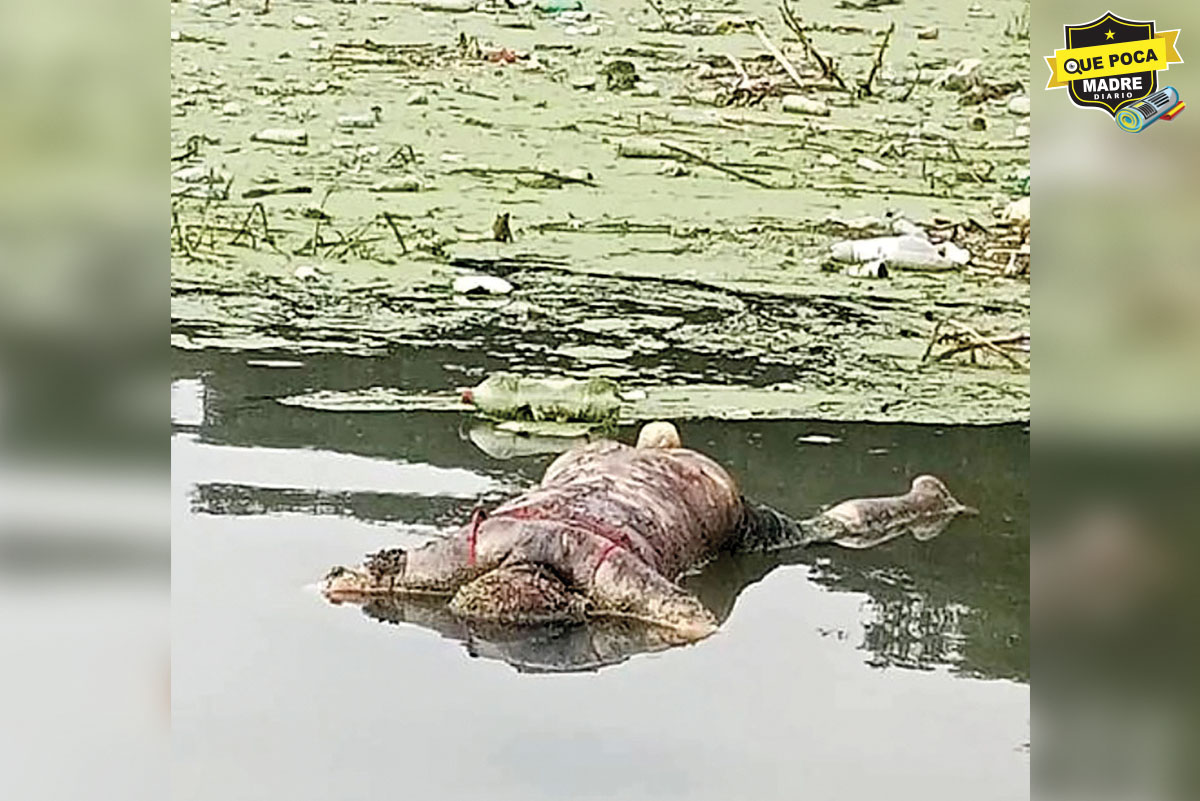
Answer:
171 0 1030 424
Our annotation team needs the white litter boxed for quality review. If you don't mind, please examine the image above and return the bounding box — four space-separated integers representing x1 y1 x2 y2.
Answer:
782 95 830 116
251 128 308 146
453 275 513 295
830 235 956 271
936 58 983 91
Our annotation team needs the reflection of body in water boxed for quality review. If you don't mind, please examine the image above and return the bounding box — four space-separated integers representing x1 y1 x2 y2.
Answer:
323 422 977 673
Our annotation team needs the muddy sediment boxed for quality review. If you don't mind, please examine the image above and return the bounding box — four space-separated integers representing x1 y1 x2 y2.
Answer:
171 0 1030 424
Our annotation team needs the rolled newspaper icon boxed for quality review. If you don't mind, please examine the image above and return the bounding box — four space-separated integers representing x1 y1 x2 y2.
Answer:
1116 86 1181 133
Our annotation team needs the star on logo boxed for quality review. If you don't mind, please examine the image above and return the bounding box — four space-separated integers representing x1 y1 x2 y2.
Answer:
1104 29 1115 40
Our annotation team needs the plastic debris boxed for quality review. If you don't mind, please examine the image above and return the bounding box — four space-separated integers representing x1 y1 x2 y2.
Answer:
891 218 928 239
369 178 422 192
845 261 889 278
796 434 843 445
460 374 622 423
830 235 956 271
938 241 971 266
1007 96 1031 116
419 0 477 11
292 14 320 28
251 128 308 146
453 275 513 295
856 156 888 173
936 59 983 91
172 165 230 184
617 137 676 159
782 95 830 116
293 264 329 282
336 106 383 128
1003 196 1030 225
916 26 938 40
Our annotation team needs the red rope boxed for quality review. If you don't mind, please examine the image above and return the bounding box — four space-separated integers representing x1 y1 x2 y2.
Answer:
592 539 622 581
493 504 634 551
466 503 635 574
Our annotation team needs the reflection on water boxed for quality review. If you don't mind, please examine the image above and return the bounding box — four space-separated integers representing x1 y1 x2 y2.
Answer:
172 349 1028 801
173 349 1027 680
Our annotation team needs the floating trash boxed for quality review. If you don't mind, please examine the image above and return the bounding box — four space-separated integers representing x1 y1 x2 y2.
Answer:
336 106 383 128
251 128 308 146
453 275 513 295
782 95 830 116
796 434 843 445
461 374 621 423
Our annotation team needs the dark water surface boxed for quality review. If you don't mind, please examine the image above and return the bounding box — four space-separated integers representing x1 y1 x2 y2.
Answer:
172 350 1028 800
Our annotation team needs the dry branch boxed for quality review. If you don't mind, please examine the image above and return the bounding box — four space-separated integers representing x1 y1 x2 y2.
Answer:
779 0 850 91
659 142 775 188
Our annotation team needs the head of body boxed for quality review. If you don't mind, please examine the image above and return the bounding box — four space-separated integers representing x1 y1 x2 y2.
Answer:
635 420 681 449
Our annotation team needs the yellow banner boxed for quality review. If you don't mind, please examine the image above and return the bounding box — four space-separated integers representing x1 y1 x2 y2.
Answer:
1046 29 1182 89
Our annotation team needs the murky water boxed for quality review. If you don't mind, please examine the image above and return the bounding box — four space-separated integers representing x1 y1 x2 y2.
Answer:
172 349 1027 800
171 0 1031 424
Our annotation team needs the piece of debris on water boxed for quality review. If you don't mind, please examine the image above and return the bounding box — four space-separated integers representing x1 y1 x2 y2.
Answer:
845 261 888 278
796 434 842 445
830 235 958 272
1007 96 1031 116
336 106 383 129
250 128 308 146
492 212 513 243
936 58 983 91
461 373 622 424
370 177 422 193
1004 196 1031 225
246 359 305 369
782 96 830 117
453 275 513 295
293 264 329 282
856 156 888 173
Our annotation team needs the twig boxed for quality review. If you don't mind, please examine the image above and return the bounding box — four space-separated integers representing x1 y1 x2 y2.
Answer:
171 205 192 257
643 0 668 24
448 166 597 187
658 142 774 188
330 218 377 259
920 320 944 362
229 202 273 248
386 144 418 168
779 0 850 92
242 185 312 199
900 66 920 102
750 20 805 89
860 21 895 96
379 212 409 255
725 53 749 83
936 333 1029 359
930 319 1029 370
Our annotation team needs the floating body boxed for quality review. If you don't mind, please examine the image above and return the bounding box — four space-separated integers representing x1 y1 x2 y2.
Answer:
322 424 975 642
